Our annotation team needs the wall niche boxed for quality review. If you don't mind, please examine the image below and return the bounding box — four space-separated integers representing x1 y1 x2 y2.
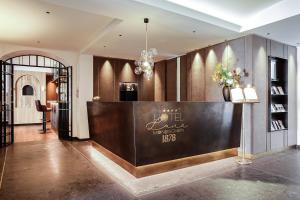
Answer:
22 85 34 96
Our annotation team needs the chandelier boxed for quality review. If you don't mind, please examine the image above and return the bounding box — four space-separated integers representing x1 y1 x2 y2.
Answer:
134 18 158 80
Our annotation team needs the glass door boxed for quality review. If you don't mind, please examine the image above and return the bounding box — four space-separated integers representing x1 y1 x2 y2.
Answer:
57 65 72 140
0 61 14 147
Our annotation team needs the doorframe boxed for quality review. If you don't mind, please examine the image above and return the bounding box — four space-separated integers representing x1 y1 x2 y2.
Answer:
0 54 73 146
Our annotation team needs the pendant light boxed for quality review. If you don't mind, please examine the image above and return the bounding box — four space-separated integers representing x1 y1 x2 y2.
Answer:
134 18 158 80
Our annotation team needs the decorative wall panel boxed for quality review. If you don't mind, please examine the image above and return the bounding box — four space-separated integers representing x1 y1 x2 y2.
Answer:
154 60 166 101
166 58 177 101
14 70 46 124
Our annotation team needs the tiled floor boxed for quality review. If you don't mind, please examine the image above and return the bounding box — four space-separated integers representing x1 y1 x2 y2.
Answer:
0 138 300 199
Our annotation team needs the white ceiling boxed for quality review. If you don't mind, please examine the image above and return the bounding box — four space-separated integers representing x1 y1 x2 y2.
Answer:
0 0 299 61
0 0 114 51
249 14 300 46
149 0 282 26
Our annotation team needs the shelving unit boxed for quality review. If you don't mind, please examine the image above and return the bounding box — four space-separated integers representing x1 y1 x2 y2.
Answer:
268 57 288 132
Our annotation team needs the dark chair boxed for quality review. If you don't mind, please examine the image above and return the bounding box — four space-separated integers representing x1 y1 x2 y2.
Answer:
35 100 51 133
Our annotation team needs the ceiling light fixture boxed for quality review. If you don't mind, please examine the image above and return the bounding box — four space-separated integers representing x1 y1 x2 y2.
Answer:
46 11 51 14
134 18 158 80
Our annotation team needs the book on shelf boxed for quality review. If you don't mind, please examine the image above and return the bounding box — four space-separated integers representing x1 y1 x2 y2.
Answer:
271 124 275 131
272 121 279 130
277 86 285 95
271 86 285 95
271 120 286 131
271 104 276 112
275 104 285 112
278 120 285 129
271 86 280 95
271 104 286 112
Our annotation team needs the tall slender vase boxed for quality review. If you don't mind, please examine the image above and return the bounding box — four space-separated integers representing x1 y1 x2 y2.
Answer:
222 86 231 102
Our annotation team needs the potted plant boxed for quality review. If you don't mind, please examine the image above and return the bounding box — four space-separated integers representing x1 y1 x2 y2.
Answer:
212 64 246 101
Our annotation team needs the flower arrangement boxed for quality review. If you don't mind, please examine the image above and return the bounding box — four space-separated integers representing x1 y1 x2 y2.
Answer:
212 63 247 87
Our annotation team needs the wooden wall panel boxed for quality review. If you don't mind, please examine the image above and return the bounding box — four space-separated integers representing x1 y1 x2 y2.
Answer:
154 60 166 101
187 50 206 101
166 58 177 101
180 55 187 101
98 58 115 101
114 60 137 101
93 57 100 97
93 56 154 102
139 74 154 101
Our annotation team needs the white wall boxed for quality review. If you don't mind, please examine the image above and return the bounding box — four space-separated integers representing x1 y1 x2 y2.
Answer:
0 42 94 139
76 54 93 139
297 47 300 145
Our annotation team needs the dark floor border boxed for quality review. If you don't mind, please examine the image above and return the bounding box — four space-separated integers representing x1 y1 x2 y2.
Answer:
72 137 90 141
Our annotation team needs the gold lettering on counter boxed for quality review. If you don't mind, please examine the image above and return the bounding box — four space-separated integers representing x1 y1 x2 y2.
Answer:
145 108 188 143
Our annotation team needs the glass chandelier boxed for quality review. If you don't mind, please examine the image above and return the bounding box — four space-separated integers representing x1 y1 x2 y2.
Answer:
134 18 158 80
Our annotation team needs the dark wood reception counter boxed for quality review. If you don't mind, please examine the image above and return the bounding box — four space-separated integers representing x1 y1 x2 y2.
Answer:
87 101 242 177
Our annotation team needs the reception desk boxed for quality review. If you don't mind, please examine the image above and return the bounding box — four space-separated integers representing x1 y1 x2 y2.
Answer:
87 101 242 177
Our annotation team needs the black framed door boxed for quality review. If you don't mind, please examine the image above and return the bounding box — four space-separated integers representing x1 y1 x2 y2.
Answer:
0 55 73 146
57 66 72 140
0 61 14 147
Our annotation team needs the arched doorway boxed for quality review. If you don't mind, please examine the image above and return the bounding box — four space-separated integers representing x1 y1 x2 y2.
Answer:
0 54 72 147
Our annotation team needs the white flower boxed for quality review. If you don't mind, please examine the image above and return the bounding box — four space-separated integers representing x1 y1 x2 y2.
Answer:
235 67 241 75
228 72 232 77
226 79 233 85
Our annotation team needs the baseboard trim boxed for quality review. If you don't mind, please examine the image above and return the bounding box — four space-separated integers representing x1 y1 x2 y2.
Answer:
14 123 42 126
